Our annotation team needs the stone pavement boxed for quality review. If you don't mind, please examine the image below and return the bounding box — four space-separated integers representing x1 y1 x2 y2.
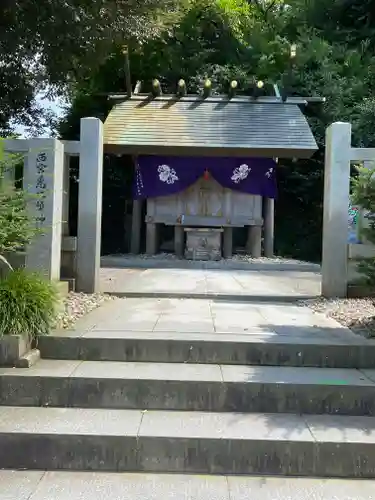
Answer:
4 267 375 498
3 470 375 500
100 267 321 299
70 296 350 339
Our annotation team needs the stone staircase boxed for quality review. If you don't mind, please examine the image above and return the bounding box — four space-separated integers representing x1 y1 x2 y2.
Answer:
2 319 375 496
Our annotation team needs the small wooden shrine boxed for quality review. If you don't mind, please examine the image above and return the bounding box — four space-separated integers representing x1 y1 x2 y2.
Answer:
103 70 321 260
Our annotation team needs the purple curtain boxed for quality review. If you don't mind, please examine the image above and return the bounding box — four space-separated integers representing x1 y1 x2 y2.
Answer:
133 156 277 199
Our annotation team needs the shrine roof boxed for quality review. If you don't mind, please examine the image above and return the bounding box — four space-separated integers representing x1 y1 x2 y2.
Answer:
103 95 318 158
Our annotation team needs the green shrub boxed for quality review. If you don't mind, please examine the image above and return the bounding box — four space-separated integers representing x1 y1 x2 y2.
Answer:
351 165 375 286
0 269 59 338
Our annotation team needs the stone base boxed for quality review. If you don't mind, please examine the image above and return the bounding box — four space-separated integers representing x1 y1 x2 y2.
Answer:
184 228 223 261
0 335 31 367
15 348 41 368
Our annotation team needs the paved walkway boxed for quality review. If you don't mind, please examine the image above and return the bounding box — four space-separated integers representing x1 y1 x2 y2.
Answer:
100 267 321 299
3 266 375 498
3 470 375 500
72 296 358 345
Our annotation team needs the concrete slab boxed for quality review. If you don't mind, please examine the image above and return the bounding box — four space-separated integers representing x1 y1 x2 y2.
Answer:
39 327 375 369
4 360 375 415
28 472 230 500
100 267 321 299
305 414 375 478
153 318 215 333
0 470 45 500
139 410 313 441
2 408 375 475
306 414 375 443
220 365 375 386
67 296 356 344
0 359 81 377
78 330 363 344
358 370 375 383
5 471 375 500
0 406 142 435
227 475 375 499
94 318 160 331
71 360 222 382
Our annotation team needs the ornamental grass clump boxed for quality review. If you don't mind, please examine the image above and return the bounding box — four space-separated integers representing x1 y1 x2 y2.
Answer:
0 269 59 339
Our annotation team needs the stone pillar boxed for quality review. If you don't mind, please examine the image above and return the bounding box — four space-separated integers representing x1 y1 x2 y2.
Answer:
76 117 104 293
24 138 64 280
322 122 352 298
263 197 274 257
62 154 70 236
223 227 233 258
131 199 142 254
175 226 184 257
146 223 158 255
247 226 262 257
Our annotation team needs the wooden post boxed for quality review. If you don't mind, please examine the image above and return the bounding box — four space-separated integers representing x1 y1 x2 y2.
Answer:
203 79 211 97
152 79 162 97
177 79 187 97
175 226 184 257
223 227 233 258
131 199 142 254
263 197 274 257
146 223 158 255
247 226 262 257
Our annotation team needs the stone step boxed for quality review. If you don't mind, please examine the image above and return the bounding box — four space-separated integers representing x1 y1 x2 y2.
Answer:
2 360 375 416
39 330 375 368
3 470 375 499
0 406 375 477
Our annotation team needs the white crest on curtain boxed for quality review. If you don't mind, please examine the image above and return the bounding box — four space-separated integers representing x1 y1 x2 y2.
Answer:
231 163 250 184
265 167 274 178
158 164 179 184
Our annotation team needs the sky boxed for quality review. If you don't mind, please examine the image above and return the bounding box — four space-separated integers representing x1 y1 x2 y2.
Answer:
14 93 65 138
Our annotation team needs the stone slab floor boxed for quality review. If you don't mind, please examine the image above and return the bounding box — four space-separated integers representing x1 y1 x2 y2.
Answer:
3 471 375 500
71 296 357 343
5 267 373 499
100 267 321 299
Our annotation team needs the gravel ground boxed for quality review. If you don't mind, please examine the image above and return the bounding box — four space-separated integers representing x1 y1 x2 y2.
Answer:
56 292 115 330
300 297 375 338
105 252 317 266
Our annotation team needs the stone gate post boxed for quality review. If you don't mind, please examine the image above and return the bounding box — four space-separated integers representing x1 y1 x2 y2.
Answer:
76 117 104 293
24 139 64 280
322 122 352 297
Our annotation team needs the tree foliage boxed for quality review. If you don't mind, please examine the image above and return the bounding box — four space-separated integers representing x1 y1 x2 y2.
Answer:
5 0 374 261
0 0 181 134
350 166 375 285
0 141 39 271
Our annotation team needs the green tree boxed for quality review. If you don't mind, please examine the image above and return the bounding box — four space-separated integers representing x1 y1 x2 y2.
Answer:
0 141 38 273
350 165 375 285
0 0 182 134
58 0 375 261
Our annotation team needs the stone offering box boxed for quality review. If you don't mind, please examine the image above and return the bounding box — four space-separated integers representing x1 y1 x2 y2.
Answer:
184 228 223 261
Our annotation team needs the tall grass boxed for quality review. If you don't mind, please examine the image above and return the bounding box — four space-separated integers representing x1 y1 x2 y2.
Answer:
0 269 59 338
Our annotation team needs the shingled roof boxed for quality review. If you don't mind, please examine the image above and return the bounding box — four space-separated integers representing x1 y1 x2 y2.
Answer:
103 95 318 158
